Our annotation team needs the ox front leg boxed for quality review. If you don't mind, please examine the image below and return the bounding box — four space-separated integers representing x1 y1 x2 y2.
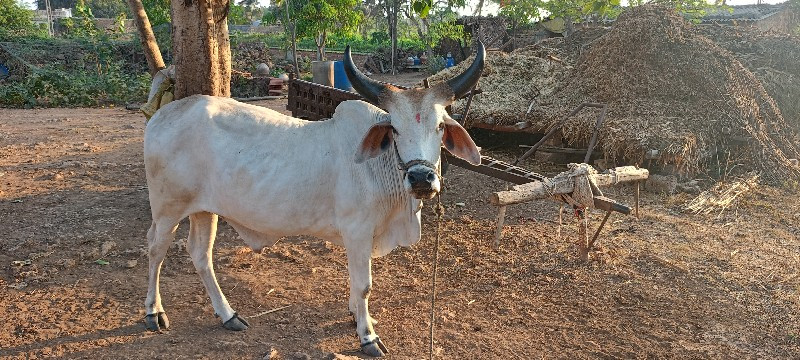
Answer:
346 246 389 357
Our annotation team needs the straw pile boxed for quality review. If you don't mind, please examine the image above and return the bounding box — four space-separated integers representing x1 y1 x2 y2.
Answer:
431 5 800 181
699 24 800 130
426 47 570 128
685 172 760 216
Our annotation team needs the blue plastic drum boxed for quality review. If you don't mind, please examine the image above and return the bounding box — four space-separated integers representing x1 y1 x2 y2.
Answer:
332 60 353 92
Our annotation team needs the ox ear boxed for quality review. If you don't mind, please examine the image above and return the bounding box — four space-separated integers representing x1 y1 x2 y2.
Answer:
443 117 481 165
355 120 394 163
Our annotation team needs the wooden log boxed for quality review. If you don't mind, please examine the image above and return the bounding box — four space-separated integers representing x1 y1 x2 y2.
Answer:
491 166 649 206
591 166 650 187
491 178 573 206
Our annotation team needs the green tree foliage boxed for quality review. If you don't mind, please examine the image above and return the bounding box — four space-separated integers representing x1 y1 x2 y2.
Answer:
491 0 717 25
294 0 363 60
0 0 47 38
85 0 131 18
228 4 250 25
142 0 170 27
496 0 544 25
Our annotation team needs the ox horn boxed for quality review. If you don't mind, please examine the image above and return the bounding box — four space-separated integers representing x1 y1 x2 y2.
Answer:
446 41 486 99
344 45 389 105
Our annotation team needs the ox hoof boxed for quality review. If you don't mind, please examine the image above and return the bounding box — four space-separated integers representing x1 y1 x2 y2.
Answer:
361 337 389 357
144 312 169 332
222 312 250 331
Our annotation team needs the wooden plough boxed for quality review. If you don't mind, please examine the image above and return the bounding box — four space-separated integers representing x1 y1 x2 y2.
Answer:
490 164 649 261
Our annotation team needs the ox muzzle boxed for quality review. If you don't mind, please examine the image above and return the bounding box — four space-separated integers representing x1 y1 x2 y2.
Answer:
400 159 440 200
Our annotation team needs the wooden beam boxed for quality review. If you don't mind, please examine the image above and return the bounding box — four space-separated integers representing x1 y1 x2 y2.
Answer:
490 166 649 206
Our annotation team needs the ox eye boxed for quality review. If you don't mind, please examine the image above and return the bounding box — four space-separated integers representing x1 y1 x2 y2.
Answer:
437 122 445 132
392 128 399 135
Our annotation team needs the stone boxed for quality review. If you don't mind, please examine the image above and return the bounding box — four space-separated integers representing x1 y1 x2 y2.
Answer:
100 241 117 256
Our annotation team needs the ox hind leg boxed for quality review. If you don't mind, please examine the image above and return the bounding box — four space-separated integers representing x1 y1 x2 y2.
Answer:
345 240 389 357
144 219 179 331
187 212 249 331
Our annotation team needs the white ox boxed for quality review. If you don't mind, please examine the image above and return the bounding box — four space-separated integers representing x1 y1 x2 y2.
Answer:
142 43 485 357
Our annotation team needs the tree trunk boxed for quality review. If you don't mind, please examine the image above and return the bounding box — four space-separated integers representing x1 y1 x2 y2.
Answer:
126 0 165 75
284 0 299 73
171 0 231 99
473 0 484 16
316 31 327 61
404 9 433 62
390 0 398 75
420 17 434 61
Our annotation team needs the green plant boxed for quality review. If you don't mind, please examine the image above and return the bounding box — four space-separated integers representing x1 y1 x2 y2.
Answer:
61 0 101 38
0 0 49 40
85 0 132 18
0 64 150 108
229 4 251 25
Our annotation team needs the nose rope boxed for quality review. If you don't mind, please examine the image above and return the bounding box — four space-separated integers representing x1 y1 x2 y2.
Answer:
393 142 440 175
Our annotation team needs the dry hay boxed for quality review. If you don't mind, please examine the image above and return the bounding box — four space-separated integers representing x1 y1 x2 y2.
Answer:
429 5 800 181
698 24 800 131
685 172 759 216
538 5 800 181
427 47 569 128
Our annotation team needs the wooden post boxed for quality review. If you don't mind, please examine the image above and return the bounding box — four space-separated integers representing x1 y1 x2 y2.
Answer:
635 180 641 218
576 208 589 262
493 205 506 248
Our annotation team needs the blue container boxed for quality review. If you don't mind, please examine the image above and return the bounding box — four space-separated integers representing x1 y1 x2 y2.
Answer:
332 60 353 92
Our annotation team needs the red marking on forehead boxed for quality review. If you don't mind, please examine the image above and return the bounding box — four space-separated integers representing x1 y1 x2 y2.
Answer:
415 113 421 123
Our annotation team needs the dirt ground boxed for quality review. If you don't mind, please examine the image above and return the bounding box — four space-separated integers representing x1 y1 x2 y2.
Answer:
1 98 800 359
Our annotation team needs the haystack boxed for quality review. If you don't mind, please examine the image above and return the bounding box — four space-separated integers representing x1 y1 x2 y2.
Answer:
699 24 800 130
431 5 800 181
426 46 569 129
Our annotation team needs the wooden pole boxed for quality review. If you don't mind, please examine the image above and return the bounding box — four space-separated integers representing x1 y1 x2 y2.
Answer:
635 180 641 218
493 205 506 248
576 208 589 262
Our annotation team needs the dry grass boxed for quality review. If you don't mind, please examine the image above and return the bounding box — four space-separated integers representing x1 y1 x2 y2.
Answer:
430 5 800 182
685 173 760 216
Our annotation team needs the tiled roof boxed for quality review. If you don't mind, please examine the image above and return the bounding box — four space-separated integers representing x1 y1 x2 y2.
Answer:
701 4 786 22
